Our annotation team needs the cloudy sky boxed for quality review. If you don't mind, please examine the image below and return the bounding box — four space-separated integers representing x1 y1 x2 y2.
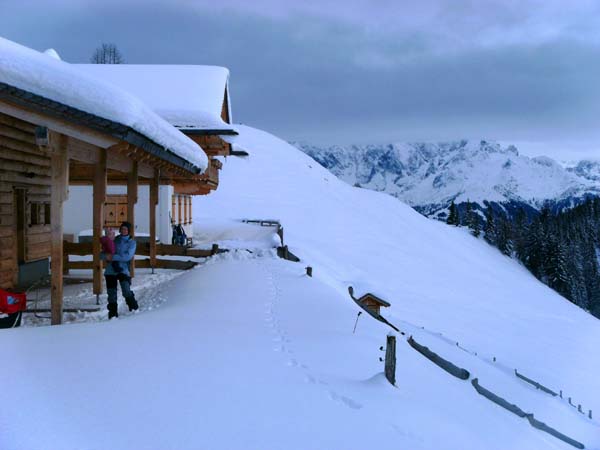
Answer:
2 0 600 159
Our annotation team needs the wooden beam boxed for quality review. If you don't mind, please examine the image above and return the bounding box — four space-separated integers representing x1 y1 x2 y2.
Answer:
65 258 197 271
50 132 69 325
0 99 118 149
67 138 100 165
127 161 138 277
149 169 159 269
28 307 101 313
137 242 219 258
68 158 158 185
173 183 213 195
92 149 107 298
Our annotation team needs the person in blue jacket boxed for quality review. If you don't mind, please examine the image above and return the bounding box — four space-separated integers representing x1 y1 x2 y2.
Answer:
101 221 139 319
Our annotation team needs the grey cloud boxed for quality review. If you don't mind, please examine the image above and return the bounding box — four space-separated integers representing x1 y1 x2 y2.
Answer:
1 0 599 154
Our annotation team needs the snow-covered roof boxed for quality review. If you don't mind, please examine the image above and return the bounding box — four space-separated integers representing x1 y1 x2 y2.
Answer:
0 37 207 172
75 64 235 133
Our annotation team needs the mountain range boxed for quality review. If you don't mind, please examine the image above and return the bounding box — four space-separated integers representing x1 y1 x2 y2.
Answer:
294 140 600 220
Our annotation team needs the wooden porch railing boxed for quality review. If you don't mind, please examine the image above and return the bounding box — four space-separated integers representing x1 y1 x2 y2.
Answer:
63 241 221 273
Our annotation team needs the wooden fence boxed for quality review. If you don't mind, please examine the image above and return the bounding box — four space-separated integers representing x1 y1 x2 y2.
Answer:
63 241 221 273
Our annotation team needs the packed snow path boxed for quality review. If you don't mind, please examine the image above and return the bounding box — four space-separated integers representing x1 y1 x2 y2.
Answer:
4 253 597 450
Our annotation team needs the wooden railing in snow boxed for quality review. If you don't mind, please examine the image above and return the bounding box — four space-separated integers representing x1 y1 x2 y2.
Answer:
62 241 222 273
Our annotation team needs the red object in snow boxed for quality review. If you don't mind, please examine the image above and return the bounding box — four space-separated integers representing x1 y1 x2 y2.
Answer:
0 289 26 314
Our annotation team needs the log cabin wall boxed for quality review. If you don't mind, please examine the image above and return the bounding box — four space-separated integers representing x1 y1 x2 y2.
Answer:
0 112 52 289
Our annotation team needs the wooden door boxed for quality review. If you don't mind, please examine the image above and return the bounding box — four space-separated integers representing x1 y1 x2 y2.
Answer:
104 195 127 227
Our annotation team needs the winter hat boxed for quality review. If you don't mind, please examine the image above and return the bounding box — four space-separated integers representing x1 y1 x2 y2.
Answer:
120 221 132 234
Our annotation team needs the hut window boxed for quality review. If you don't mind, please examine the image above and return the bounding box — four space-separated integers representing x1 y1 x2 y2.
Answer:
29 202 50 226
30 203 40 226
44 203 51 225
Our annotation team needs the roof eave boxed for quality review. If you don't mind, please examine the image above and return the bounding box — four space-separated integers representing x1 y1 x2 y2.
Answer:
179 128 238 136
0 82 202 175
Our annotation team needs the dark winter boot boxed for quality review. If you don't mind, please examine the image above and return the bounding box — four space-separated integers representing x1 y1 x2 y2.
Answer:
125 294 139 312
107 302 118 319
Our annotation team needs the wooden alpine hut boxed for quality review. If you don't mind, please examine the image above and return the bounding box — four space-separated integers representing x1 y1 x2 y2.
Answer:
0 37 216 325
64 64 238 242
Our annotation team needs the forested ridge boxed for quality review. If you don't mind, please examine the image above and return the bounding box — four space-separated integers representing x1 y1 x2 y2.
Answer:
449 197 600 318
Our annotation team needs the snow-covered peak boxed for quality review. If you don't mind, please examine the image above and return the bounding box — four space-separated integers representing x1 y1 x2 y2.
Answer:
296 140 599 215
568 159 600 182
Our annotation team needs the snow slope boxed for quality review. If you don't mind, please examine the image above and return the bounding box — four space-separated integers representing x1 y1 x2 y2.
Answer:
3 125 600 450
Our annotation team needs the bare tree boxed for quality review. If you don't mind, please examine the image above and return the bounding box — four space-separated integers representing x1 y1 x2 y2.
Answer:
90 43 124 64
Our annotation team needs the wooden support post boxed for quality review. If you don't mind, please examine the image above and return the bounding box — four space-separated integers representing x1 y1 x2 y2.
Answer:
127 161 138 278
92 149 107 301
149 169 159 272
50 132 69 325
384 335 397 386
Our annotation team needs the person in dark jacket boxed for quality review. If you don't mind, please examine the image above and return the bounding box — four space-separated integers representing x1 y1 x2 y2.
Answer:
101 221 138 319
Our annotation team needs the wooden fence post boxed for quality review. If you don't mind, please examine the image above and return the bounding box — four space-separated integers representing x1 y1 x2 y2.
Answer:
385 335 397 386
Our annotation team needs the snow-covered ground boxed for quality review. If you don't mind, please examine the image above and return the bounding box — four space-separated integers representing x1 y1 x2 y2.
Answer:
3 125 600 450
193 218 281 250
20 220 279 326
20 268 186 326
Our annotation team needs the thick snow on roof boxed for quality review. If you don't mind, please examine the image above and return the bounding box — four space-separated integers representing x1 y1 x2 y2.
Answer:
0 37 207 171
43 48 61 60
76 64 234 131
